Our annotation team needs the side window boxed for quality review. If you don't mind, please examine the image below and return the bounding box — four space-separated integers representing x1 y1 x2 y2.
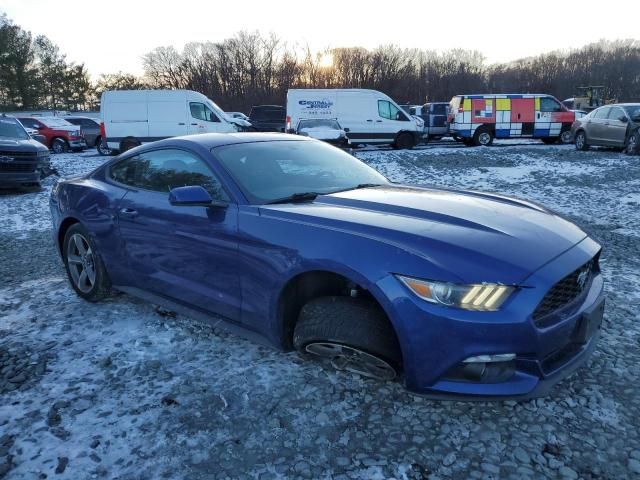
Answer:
190 102 220 123
593 107 610 119
110 156 143 187
378 100 391 120
136 149 229 201
607 107 626 121
389 102 409 121
19 118 38 129
540 97 563 112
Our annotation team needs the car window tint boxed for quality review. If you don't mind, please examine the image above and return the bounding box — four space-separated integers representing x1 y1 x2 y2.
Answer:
19 118 39 129
540 97 562 112
592 107 610 119
433 104 448 115
389 102 409 121
110 149 229 201
624 106 640 120
378 100 391 120
607 107 626 121
190 102 220 123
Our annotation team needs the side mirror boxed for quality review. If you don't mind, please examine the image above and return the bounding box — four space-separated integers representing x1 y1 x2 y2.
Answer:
620 116 629 123
169 185 225 207
343 127 350 133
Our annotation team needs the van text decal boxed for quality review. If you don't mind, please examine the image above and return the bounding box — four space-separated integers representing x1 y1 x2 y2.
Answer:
299 99 333 109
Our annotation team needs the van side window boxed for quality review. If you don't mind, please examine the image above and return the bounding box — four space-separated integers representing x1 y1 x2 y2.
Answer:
540 97 563 112
378 101 410 121
190 102 220 123
109 149 229 201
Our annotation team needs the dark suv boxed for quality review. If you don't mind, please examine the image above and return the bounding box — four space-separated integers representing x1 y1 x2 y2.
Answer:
249 105 286 132
0 115 52 189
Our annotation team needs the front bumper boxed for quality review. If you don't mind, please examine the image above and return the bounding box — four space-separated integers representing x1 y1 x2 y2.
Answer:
69 139 87 150
378 236 604 399
0 158 53 187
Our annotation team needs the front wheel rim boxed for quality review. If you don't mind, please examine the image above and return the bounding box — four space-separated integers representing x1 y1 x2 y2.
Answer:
304 342 397 381
576 134 585 149
67 233 96 293
628 135 637 152
479 132 491 145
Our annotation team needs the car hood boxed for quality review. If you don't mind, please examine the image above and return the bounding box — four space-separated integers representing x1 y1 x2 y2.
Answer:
260 185 587 284
0 137 49 152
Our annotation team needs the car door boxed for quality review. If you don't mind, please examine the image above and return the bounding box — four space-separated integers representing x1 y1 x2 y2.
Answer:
604 106 629 146
585 107 611 144
110 147 241 321
189 102 223 134
376 100 412 143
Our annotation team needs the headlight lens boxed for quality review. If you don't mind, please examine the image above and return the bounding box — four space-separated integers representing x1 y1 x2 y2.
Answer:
396 275 514 311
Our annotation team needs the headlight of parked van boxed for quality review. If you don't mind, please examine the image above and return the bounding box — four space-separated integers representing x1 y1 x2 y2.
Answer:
396 275 514 311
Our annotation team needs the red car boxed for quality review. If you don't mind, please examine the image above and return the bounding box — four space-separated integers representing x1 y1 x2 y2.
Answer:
17 116 87 153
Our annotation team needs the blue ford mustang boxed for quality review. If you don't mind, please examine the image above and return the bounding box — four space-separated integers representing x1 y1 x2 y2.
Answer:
50 133 605 399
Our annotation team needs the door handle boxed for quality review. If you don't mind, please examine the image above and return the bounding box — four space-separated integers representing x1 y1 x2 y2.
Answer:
376 120 383 123
119 208 138 217
191 123 198 126
178 122 185 125
366 119 373 122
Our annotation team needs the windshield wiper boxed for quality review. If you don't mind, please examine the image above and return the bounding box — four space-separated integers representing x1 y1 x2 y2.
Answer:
265 192 321 205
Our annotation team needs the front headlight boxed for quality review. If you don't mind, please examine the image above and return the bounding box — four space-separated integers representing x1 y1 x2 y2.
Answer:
396 275 514 311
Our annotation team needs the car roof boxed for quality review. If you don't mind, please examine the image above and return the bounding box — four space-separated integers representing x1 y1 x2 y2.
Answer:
147 132 309 150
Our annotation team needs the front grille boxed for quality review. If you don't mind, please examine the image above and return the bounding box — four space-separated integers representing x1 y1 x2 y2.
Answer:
0 150 38 158
541 342 582 374
0 162 37 172
533 259 594 326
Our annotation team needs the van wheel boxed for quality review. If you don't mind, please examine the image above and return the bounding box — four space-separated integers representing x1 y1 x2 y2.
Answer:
575 131 589 151
294 296 402 381
394 132 415 150
52 138 68 154
119 137 141 153
559 128 573 144
473 127 494 146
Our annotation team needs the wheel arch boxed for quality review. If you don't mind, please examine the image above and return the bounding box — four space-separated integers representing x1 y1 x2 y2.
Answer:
275 269 403 364
57 216 81 256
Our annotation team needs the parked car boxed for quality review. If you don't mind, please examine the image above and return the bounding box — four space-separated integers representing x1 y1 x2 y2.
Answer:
224 113 252 131
572 103 640 155
64 116 102 148
227 112 250 121
100 89 237 153
17 116 86 153
420 102 450 139
51 133 604 399
448 94 575 146
296 118 349 147
287 89 425 149
0 115 52 189
249 105 286 132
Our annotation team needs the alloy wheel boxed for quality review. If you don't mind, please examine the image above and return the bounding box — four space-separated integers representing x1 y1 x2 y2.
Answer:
576 133 585 150
305 342 397 380
560 130 573 144
627 134 637 154
66 233 96 293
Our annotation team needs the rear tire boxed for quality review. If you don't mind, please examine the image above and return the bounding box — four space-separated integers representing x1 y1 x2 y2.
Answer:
97 138 112 156
394 132 415 150
624 130 640 155
541 137 558 145
293 296 402 381
119 137 141 153
559 128 573 144
62 223 111 302
575 130 589 151
473 127 494 146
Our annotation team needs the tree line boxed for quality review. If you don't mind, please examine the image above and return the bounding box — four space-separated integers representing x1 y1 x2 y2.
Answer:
1 13 639 113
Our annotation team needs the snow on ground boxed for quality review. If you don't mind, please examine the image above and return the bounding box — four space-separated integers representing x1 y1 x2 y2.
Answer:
1 142 639 479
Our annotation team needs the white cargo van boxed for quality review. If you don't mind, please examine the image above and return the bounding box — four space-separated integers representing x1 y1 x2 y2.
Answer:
101 90 237 152
286 89 425 148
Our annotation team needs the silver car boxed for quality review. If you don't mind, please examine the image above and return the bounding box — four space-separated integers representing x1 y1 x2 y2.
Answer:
571 103 640 155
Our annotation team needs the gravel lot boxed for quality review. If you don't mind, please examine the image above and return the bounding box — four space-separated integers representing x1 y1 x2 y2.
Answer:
0 141 639 479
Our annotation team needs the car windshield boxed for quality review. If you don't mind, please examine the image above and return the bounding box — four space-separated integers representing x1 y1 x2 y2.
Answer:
298 119 340 130
215 140 388 204
624 105 640 120
39 117 74 128
0 118 30 140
